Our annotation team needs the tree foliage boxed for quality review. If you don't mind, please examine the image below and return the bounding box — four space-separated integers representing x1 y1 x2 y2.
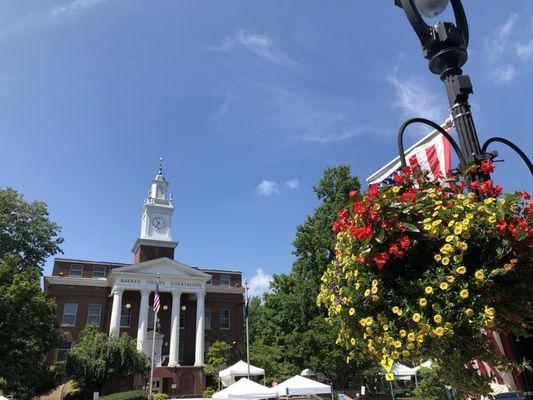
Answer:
249 165 373 386
204 340 232 378
65 325 147 393
0 188 63 399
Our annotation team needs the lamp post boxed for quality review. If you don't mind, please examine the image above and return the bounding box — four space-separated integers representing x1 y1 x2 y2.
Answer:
394 0 533 180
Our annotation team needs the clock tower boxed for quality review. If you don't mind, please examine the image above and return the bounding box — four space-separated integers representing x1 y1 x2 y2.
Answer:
132 158 178 263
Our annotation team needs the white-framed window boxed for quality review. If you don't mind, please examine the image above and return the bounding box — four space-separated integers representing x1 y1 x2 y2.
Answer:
219 274 230 285
120 305 131 327
92 266 107 278
179 341 184 363
180 311 185 329
219 309 230 330
69 264 83 276
86 304 101 326
61 303 78 326
57 340 71 362
205 308 211 330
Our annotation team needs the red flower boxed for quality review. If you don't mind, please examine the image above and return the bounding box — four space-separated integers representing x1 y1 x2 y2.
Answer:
393 174 404 185
469 166 478 174
373 252 389 270
495 220 507 232
350 225 375 240
388 244 404 258
349 190 358 199
401 189 417 203
368 184 379 200
353 201 367 215
520 191 531 200
481 160 495 174
402 166 412 177
399 236 411 249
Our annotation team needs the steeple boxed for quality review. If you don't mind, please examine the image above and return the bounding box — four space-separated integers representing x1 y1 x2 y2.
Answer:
132 158 178 263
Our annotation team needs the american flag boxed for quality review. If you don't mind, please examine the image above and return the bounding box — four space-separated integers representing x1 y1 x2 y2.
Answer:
366 119 453 186
153 280 161 314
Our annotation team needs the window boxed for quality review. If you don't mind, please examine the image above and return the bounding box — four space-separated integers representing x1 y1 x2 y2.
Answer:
86 304 101 326
219 309 230 330
180 311 185 329
61 303 78 326
120 305 131 327
57 341 71 362
219 274 230 285
69 264 83 276
204 341 211 354
179 341 184 363
205 308 211 330
92 266 107 278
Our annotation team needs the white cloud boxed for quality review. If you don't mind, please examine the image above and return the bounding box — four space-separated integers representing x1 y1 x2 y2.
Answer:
388 74 445 123
51 0 107 17
212 90 234 128
258 85 371 144
492 64 516 84
516 39 533 58
257 180 279 196
208 31 295 66
489 13 519 64
248 268 272 297
285 179 299 189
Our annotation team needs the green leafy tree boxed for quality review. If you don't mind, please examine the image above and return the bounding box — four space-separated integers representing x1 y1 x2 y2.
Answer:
412 367 448 400
204 341 232 390
0 188 63 399
250 166 373 387
65 325 148 394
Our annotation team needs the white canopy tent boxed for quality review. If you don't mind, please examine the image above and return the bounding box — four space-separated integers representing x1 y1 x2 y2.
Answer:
219 361 266 387
275 375 332 397
392 363 418 380
213 378 277 400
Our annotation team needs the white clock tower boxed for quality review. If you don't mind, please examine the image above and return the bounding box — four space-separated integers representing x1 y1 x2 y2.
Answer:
132 158 178 263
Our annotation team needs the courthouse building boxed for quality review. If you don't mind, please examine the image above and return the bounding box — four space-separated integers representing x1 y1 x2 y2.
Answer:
44 165 245 395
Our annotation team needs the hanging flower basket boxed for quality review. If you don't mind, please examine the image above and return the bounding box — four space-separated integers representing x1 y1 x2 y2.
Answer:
318 163 532 395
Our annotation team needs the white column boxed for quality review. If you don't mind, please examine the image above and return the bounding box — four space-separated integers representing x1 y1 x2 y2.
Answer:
194 291 206 367
109 288 123 336
168 290 182 367
136 289 150 352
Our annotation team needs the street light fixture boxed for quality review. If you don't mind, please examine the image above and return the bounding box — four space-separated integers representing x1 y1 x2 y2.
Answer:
394 0 533 179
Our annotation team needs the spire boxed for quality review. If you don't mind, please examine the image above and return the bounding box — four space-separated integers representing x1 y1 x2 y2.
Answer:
155 156 165 181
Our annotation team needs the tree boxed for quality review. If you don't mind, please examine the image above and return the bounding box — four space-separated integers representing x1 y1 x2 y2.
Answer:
204 341 232 390
65 325 148 394
0 188 63 399
250 165 373 387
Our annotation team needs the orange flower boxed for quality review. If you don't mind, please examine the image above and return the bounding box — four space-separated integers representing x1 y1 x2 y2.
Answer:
504 264 513 271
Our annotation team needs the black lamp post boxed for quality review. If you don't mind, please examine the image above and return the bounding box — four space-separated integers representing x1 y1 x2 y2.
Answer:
395 0 533 179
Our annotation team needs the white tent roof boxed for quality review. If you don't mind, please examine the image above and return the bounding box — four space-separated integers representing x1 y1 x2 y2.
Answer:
219 361 266 378
213 378 277 400
275 375 332 396
391 363 418 377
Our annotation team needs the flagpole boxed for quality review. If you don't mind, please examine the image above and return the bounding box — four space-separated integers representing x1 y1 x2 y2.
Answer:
148 275 160 400
245 279 250 380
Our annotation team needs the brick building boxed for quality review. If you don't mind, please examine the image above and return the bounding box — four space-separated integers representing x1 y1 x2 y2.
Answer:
44 163 245 396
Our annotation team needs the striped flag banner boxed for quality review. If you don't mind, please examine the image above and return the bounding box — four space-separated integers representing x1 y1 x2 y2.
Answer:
366 118 453 186
153 280 161 314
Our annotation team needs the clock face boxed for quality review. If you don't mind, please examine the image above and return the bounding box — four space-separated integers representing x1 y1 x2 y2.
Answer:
151 216 166 231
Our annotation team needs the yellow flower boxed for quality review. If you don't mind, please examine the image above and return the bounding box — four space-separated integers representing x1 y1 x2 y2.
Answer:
392 306 399 314
441 257 450 266
445 235 455 242
360 319 367 327
374 204 381 211
391 351 400 360
350 338 356 346
434 254 442 262
412 313 421 323
420 323 431 333
488 216 496 223
433 314 442 324
366 327 373 334
402 350 410 358
453 255 463 263
397 309 403 316
440 282 449 290
382 325 389 331
364 289 371 296
407 332 415 342
466 308 474 317
424 224 432 231
399 330 407 337
417 335 425 343
425 286 433 294
432 219 442 227
456 266 467 275
392 186 400 193
446 276 455 283
394 341 402 348
371 286 378 294
448 220 455 227
355 282 361 290
485 307 495 317
419 298 428 307
454 226 463 235
423 217 432 224
475 270 485 280
460 289 469 299
335 304 342 312
349 307 356 316
445 322 453 330
372 279 378 286
366 317 374 325
435 327 444 336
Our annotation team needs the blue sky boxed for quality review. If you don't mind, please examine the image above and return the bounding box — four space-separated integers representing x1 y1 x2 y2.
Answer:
1 0 532 296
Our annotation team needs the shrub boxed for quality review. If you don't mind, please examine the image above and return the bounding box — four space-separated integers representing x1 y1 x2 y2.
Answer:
152 393 169 400
203 386 216 398
99 390 147 400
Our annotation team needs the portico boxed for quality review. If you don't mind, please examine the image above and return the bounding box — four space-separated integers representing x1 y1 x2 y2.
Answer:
108 257 212 367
